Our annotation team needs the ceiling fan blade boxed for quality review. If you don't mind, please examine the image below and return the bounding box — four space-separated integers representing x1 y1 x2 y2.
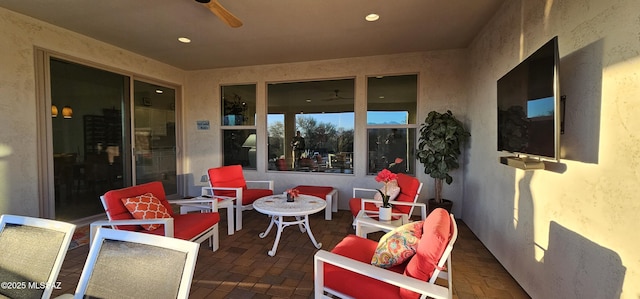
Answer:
204 0 243 28
322 89 353 101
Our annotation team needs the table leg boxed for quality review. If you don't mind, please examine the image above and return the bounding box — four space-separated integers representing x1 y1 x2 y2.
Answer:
355 220 364 238
259 215 275 238
304 215 322 249
267 216 284 256
296 216 306 232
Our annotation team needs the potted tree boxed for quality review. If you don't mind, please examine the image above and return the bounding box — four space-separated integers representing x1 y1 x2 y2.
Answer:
416 110 470 213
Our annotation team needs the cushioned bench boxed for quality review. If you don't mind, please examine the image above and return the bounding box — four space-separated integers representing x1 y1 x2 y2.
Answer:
293 185 338 220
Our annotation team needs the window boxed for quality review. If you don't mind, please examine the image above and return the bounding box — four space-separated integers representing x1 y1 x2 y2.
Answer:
221 84 257 169
367 74 418 175
267 78 355 173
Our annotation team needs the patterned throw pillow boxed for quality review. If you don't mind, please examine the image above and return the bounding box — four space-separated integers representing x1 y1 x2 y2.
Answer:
121 193 172 231
371 220 424 268
373 179 401 202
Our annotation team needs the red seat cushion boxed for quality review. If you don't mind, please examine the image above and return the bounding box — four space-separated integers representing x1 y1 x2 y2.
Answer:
102 181 173 231
146 212 220 240
325 235 405 299
242 189 273 205
294 185 333 200
401 208 451 299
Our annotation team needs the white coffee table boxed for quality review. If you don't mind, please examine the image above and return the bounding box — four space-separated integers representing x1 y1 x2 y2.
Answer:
253 194 326 256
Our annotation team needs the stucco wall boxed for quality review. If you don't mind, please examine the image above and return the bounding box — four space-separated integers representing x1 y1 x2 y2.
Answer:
0 8 184 216
182 51 471 214
464 0 640 298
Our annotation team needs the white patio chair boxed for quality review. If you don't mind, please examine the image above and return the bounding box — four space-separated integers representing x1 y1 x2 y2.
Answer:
56 227 199 299
0 214 76 299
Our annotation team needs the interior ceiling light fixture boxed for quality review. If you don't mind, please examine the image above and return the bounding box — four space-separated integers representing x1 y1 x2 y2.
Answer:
62 106 73 119
365 13 380 22
155 89 163 94
178 37 191 43
51 104 58 117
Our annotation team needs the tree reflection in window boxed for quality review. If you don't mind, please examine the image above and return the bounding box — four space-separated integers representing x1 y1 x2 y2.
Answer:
267 78 355 173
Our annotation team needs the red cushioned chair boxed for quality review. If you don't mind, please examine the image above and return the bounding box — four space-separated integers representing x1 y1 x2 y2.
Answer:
314 208 457 299
207 165 274 231
349 173 423 224
91 181 221 251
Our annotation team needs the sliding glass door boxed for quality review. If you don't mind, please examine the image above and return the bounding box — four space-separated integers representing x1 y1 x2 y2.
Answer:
48 58 178 221
50 58 129 221
133 80 177 194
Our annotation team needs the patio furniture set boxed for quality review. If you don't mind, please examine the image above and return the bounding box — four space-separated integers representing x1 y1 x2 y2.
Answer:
0 164 458 298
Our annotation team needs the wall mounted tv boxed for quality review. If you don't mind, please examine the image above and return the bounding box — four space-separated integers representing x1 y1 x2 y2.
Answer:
497 36 560 162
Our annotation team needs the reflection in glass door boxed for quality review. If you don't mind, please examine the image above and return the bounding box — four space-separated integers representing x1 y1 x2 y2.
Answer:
133 81 177 194
50 58 128 221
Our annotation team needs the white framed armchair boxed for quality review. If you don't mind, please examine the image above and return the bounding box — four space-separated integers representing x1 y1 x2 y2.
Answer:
314 209 457 299
206 165 274 231
0 214 76 299
56 227 199 299
93 181 221 251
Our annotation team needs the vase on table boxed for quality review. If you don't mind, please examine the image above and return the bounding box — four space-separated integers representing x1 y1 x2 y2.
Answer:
286 193 294 202
379 206 392 220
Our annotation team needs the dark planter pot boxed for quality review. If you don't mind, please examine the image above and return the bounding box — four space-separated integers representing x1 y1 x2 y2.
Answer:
428 198 453 215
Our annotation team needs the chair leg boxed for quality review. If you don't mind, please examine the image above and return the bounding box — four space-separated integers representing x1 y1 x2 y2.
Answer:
325 197 332 220
235 202 243 231
211 224 219 252
226 204 235 235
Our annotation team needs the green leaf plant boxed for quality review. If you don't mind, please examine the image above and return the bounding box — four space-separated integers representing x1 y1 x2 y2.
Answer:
416 110 470 203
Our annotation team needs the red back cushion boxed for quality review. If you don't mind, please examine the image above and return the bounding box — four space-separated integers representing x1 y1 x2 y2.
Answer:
101 181 172 231
401 208 451 299
208 165 247 197
394 173 421 214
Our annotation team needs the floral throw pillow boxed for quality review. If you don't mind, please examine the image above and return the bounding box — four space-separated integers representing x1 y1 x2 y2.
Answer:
373 179 401 202
371 220 424 268
121 193 172 231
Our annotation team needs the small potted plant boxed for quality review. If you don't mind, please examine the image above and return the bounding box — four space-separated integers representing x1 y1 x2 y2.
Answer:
416 110 470 213
286 188 300 202
375 168 398 220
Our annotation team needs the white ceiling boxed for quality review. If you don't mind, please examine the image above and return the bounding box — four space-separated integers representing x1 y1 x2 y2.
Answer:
0 0 505 71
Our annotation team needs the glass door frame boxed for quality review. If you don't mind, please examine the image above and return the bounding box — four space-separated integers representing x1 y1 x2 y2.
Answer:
35 49 183 220
131 78 182 194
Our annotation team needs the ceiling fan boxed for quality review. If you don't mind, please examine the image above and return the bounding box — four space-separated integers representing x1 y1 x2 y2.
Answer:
322 89 354 101
196 0 243 28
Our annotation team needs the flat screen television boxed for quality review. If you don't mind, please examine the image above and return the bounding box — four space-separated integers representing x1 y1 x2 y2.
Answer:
497 36 560 161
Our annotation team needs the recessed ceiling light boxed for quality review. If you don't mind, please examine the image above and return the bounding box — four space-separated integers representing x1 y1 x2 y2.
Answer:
379 96 385 99
155 89 163 94
365 13 379 22
306 99 312 103
178 37 191 43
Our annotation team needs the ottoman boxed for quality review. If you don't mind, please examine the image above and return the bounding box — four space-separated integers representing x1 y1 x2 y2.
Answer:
294 185 338 220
